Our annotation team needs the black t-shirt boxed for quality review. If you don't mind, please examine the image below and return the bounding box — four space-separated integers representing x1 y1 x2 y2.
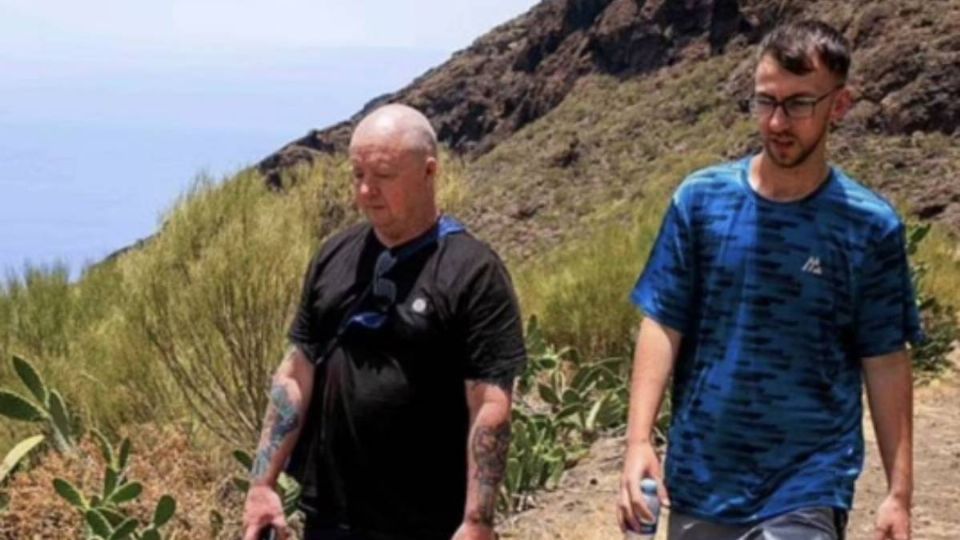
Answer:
287 218 526 539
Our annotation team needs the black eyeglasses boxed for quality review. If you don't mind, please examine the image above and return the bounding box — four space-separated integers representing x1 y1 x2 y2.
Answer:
347 249 399 331
750 86 843 119
344 216 465 332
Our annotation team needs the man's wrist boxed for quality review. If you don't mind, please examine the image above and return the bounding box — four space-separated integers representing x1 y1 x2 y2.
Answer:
459 519 496 539
463 510 496 528
626 435 654 448
249 478 278 491
886 487 912 506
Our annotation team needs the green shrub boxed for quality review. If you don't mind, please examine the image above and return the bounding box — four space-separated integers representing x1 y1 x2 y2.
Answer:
503 319 645 513
503 407 579 513
515 213 661 360
119 170 321 446
906 223 959 376
0 263 73 363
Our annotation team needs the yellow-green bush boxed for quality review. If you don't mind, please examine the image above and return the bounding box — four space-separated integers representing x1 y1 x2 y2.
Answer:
118 169 321 445
0 264 73 363
516 214 656 360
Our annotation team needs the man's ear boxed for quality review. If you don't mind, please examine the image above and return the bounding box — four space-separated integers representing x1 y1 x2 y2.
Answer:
830 85 854 124
424 156 438 183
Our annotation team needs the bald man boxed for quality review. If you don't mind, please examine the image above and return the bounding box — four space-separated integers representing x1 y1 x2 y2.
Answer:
242 104 526 540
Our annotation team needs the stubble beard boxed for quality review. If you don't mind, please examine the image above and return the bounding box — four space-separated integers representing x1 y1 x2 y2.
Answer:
763 121 829 169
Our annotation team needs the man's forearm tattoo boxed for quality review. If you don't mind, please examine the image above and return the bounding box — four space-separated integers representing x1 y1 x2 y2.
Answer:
470 422 511 526
250 384 301 480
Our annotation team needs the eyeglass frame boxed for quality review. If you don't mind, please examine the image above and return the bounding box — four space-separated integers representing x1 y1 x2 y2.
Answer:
348 248 400 331
749 85 844 120
343 216 466 332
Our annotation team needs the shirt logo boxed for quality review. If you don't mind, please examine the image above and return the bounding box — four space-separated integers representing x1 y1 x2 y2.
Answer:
802 256 822 275
411 298 428 314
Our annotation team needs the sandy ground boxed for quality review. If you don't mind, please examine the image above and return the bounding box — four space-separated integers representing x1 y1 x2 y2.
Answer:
501 348 960 540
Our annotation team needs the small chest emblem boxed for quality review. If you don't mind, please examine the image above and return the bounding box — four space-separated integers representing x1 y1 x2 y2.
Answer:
411 297 428 314
802 256 823 276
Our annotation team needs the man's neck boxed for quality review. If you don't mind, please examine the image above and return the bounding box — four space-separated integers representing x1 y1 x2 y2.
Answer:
751 153 830 203
374 210 440 248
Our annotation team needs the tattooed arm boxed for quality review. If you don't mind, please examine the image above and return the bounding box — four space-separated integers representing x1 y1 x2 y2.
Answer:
453 376 514 540
242 346 315 540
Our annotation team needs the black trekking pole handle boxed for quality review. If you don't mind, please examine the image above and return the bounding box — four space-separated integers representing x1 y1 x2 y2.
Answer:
258 525 276 540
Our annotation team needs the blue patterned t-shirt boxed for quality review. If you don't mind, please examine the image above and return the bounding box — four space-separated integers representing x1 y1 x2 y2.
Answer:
630 157 923 523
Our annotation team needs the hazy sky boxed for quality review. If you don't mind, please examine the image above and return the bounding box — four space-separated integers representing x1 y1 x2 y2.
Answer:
0 0 539 277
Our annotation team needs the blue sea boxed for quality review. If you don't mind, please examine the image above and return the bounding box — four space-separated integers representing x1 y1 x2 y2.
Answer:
0 46 448 278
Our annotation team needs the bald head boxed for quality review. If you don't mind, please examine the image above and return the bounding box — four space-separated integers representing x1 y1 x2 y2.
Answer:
348 103 441 247
350 103 438 158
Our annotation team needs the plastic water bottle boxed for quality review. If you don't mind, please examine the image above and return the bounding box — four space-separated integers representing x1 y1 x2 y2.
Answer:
624 478 660 539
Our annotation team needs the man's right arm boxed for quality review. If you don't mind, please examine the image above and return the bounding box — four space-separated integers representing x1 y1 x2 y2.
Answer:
242 346 315 540
617 317 682 533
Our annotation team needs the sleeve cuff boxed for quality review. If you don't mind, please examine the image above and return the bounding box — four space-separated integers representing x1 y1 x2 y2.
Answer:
858 327 926 359
630 289 689 335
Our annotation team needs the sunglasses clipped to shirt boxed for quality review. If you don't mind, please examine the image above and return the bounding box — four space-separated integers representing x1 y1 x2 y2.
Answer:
342 215 466 332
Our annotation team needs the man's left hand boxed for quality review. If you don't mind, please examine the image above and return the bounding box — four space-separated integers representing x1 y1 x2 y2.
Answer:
451 522 497 540
874 494 910 540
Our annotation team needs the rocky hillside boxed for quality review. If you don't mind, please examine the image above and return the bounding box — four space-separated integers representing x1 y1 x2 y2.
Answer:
257 0 960 257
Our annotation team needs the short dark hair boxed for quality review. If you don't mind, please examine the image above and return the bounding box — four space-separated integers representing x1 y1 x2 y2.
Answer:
758 20 851 83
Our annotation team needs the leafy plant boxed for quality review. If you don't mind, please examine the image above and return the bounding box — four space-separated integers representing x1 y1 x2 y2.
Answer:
53 433 176 540
0 434 45 512
0 435 44 485
502 407 585 513
0 354 77 452
502 319 644 513
536 353 628 438
516 316 568 393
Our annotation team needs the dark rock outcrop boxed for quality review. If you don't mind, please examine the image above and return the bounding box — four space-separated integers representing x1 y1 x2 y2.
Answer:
259 0 959 189
255 0 960 234
258 0 753 186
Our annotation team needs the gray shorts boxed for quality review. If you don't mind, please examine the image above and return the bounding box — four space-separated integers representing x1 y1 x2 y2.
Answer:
668 507 848 540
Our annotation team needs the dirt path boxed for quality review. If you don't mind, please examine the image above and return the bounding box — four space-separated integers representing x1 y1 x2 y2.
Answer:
848 351 960 540
502 349 960 539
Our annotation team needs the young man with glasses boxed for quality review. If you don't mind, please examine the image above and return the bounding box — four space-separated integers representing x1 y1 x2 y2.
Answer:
618 21 920 540
242 104 526 540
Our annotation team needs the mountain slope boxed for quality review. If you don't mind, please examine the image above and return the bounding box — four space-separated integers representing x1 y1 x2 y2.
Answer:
257 0 960 253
